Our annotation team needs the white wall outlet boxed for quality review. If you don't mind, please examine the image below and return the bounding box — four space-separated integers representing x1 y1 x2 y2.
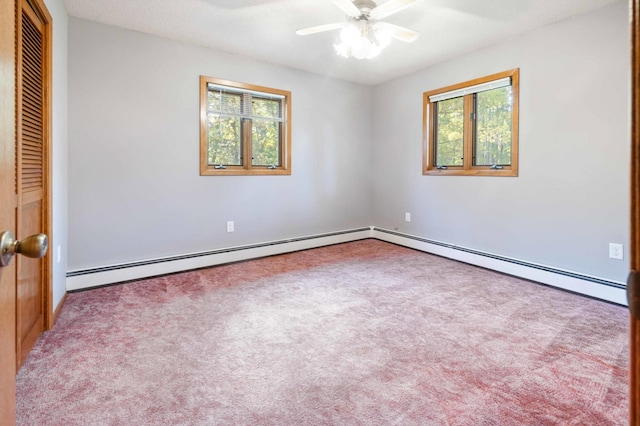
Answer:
609 243 623 260
226 221 234 233
57 245 61 264
405 212 411 222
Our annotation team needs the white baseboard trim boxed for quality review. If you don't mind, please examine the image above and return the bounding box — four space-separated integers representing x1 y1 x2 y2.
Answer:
66 225 628 306
66 228 372 291
372 228 627 306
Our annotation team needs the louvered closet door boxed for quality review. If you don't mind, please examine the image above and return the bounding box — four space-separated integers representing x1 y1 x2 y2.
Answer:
0 0 17 420
16 0 49 369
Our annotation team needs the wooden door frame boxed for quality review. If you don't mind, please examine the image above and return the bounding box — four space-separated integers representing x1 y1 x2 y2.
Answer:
632 1 640 424
42 0 54 331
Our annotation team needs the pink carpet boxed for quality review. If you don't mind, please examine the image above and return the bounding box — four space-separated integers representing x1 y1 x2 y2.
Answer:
16 240 628 425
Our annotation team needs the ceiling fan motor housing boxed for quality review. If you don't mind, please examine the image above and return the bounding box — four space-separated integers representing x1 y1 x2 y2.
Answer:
353 0 377 17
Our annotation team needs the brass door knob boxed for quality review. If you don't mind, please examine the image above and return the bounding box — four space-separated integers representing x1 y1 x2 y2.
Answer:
0 231 48 267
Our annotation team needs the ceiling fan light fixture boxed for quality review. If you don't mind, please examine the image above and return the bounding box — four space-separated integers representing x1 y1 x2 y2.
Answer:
298 0 420 60
352 38 381 59
334 20 388 60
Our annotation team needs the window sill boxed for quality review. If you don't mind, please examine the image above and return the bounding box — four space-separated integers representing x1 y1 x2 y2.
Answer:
201 167 291 176
423 168 517 177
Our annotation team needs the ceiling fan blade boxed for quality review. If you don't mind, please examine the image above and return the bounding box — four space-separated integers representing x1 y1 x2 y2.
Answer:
370 0 422 20
296 22 347 36
332 0 362 18
374 22 419 43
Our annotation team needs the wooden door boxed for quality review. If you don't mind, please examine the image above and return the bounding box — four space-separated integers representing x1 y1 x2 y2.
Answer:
0 0 17 421
15 0 52 370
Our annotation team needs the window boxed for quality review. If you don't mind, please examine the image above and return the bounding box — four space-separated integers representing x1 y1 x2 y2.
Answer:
423 69 519 176
200 76 291 175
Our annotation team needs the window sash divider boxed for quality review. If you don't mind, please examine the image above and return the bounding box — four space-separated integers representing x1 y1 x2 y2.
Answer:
463 94 474 171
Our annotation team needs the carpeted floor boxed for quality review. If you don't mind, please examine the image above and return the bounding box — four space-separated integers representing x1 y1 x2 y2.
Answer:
16 239 628 425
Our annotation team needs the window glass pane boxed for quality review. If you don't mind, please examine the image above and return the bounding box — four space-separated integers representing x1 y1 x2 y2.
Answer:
207 115 242 165
252 97 282 120
208 90 242 115
251 119 280 166
475 86 512 166
435 97 464 167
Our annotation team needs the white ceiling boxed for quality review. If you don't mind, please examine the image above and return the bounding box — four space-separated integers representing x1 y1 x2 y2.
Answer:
62 0 620 85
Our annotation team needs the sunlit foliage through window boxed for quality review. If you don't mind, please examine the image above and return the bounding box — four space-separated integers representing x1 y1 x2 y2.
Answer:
475 86 512 166
435 97 464 167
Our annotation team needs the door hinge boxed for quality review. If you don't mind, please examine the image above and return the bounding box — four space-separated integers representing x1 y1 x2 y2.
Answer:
627 270 640 317
470 113 477 120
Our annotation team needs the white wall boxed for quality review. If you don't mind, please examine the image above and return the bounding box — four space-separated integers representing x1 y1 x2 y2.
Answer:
372 1 630 283
67 1 630 290
67 18 373 270
44 0 67 310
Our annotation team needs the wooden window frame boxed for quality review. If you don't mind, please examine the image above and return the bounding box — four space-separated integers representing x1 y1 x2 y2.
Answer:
423 69 519 177
200 76 292 176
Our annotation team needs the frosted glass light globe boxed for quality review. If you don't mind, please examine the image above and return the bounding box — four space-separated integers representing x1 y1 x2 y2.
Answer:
335 20 388 60
351 37 372 59
340 24 360 45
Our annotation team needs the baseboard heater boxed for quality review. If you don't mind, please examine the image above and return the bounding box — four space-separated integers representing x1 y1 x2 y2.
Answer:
371 227 627 306
66 226 627 305
373 228 624 289
66 227 372 291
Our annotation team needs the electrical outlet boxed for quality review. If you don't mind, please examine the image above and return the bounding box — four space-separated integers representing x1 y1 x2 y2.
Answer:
405 212 411 222
609 243 623 260
227 221 234 233
57 245 61 264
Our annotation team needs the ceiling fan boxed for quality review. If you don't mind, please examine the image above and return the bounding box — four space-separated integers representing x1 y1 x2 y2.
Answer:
296 0 421 60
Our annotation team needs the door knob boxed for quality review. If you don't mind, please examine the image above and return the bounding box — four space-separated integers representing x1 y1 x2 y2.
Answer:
0 231 48 267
